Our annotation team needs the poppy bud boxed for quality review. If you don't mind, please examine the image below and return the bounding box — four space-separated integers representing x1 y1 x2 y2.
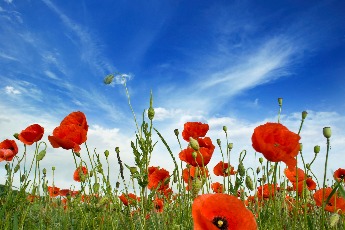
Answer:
13 133 19 140
306 164 310 170
323 127 332 138
36 150 46 161
262 175 267 183
89 171 94 177
256 167 261 174
278 98 283 106
217 139 221 146
20 174 26 182
189 137 200 151
192 151 198 159
223 126 227 132
104 150 110 158
103 74 114 84
299 143 303 151
42 168 47 175
116 182 120 188
115 147 120 154
238 163 245 177
174 129 179 136
14 164 20 173
148 107 155 121
259 157 264 164
302 111 308 120
245 175 254 191
228 143 233 150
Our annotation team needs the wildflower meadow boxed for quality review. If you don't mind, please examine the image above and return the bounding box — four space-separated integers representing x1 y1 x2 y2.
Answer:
0 74 344 230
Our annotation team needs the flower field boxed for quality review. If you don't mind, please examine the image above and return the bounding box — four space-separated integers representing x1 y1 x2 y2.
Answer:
0 77 344 230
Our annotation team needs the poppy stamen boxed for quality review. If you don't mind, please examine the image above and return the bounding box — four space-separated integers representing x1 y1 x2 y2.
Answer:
212 216 228 230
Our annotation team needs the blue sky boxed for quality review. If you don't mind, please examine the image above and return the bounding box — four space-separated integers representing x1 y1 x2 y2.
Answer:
0 0 344 191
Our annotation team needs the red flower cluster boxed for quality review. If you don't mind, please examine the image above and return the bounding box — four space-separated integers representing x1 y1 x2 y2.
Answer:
284 167 316 194
252 122 300 169
48 111 88 153
179 122 215 167
0 139 18 162
211 182 224 193
119 193 140 206
192 193 257 230
257 184 279 199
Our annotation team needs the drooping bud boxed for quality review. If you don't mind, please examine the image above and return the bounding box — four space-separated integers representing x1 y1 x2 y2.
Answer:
245 175 254 191
302 111 308 120
103 74 114 85
237 163 245 177
314 145 320 154
36 150 46 161
256 167 261 174
189 137 200 151
323 127 332 138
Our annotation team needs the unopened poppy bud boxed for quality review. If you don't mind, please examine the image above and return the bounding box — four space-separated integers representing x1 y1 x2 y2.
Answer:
36 150 46 161
116 182 120 188
259 157 264 164
278 98 283 106
256 167 261 174
314 145 320 154
103 74 114 84
306 163 310 170
174 129 179 136
189 137 200 151
20 174 26 182
223 126 227 132
89 171 93 177
42 168 47 175
329 213 340 227
173 170 178 183
14 164 20 173
228 143 233 150
104 150 109 158
299 143 303 151
245 175 254 191
115 147 120 154
216 139 221 146
148 107 155 120
238 163 245 177
129 167 138 175
323 127 332 138
262 174 267 183
302 111 308 120
13 133 19 140
192 151 198 159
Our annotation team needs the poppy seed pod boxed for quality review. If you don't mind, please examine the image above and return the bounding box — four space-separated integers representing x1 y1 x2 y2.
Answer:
278 98 283 106
302 111 308 119
323 127 332 138
223 126 227 132
228 143 233 150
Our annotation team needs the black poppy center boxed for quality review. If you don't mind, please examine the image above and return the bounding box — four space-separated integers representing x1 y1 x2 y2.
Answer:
212 216 228 230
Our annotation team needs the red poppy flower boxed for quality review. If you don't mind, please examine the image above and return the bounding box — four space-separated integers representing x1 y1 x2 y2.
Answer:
213 161 236 177
182 122 209 142
60 111 88 132
73 166 88 182
183 166 209 183
179 137 215 167
47 186 60 198
313 187 345 213
148 166 170 191
257 184 279 199
18 124 44 145
334 168 345 182
292 177 317 194
284 167 305 183
0 139 18 162
211 182 224 193
59 189 71 196
153 197 164 213
27 195 39 203
119 193 140 206
192 193 257 230
252 122 300 169
48 124 87 152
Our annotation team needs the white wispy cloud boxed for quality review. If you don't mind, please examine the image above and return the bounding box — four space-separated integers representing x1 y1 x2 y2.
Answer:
0 52 18 61
4 85 20 94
